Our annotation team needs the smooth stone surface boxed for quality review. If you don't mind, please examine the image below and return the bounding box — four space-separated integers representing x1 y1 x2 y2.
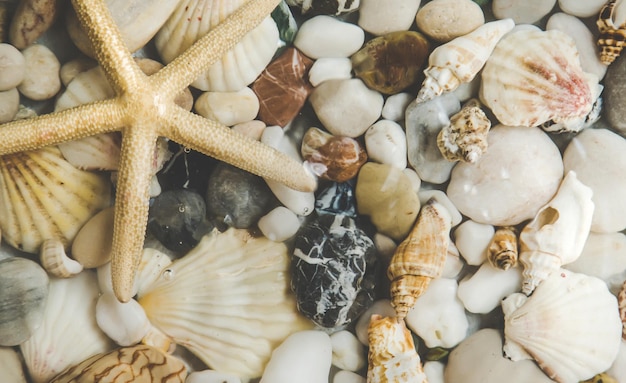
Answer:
403 168 422 195
231 120 266 141
315 182 357 218
355 162 420 241
330 330 366 371
443 242 465 279
0 257 49 346
564 232 626 281
424 361 445 383
308 57 352 87
492 0 557 24
72 206 114 268
381 92 412 121
260 331 332 383
365 120 407 169
0 43 25 91
447 126 563 226
17 44 61 100
357 0 421 35
272 0 298 46
416 0 485 42
558 0 606 18
59 57 97 87
0 88 19 123
258 206 301 242
310 79 383 138
453 220 494 266
0 347 27 383
604 54 626 132
186 370 241 383
563 128 626 233
406 93 461 184
194 87 259 127
417 189 462 227
333 370 366 383
95 293 150 346
354 299 396 345
294 15 364 59
457 263 523 314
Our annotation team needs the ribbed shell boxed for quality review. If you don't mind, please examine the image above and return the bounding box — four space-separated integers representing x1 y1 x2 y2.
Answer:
618 279 626 340
437 98 491 164
154 0 279 92
487 226 518 271
137 228 311 379
0 147 111 253
597 0 626 65
503 269 622 383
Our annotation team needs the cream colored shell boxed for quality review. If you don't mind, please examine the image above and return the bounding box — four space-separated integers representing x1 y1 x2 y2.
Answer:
40 238 83 278
487 226 518 271
437 98 491 164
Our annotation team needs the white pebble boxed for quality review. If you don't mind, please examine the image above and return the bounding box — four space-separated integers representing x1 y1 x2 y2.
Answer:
0 88 19 123
558 0 606 18
451 75 481 102
195 87 259 127
565 232 626 281
416 0 484 42
186 370 241 383
97 262 114 295
418 190 462 227
333 370 365 383
492 0 557 24
308 57 352 87
59 57 97 87
330 330 366 371
358 0 421 35
402 168 422 195
365 120 407 169
258 206 301 242
0 43 25 91
95 293 150 346
381 92 412 121
424 361 445 383
457 263 523 314
18 44 61 100
406 278 468 348
260 331 332 383
443 242 464 279
454 220 494 266
294 16 365 59
608 340 626 383
355 299 396 345
231 120 266 140
0 347 27 383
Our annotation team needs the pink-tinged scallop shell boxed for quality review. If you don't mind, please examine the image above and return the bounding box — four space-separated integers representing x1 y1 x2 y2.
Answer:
480 29 602 132
597 0 626 65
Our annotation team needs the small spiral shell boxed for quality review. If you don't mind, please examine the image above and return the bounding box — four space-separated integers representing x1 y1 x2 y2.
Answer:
487 226 518 271
597 0 626 65
618 279 626 340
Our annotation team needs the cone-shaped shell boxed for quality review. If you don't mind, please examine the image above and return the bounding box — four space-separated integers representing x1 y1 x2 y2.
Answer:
597 0 626 65
0 147 111 253
487 226 518 271
503 269 622 383
388 199 452 319
137 228 311 379
367 315 427 383
519 171 594 295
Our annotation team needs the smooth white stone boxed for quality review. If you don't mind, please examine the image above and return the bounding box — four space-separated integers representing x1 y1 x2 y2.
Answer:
443 242 464 279
59 57 96 87
608 340 626 382
260 331 332 383
18 44 61 101
310 79 383 138
0 88 19 123
294 16 365 59
416 0 484 42
451 75 481 102
231 120 266 141
564 232 626 281
373 233 396 262
330 330 366 372
402 168 422 195
546 13 607 80
406 278 468 348
97 262 114 295
454 220 494 266
381 92 412 121
95 293 150 346
457 263 523 314
492 0 557 24
0 347 27 383
186 370 242 383
194 87 259 127
333 370 365 383
424 361 445 383
355 299 396 345
258 206 301 242
309 57 352 87
0 44 25 91
563 129 626 233
558 0 606 18
358 0 421 35
365 120 407 169
447 126 563 226
418 189 462 227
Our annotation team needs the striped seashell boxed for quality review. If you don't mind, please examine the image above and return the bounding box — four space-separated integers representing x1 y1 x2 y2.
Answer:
40 238 83 278
487 226 518 271
597 0 626 65
619 279 626 340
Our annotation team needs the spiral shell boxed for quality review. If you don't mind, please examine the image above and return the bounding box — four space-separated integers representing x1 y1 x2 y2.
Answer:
618 279 626 340
487 226 518 271
597 0 626 65
437 98 491 164
388 199 452 320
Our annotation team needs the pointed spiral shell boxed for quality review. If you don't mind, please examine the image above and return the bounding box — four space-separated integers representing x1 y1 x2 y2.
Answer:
487 226 518 271
597 0 626 65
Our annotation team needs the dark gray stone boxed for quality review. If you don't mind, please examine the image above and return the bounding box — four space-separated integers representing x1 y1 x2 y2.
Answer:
604 53 626 133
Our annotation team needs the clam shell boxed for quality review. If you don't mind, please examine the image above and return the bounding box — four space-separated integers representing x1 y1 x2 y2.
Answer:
597 0 626 65
155 0 279 92
137 228 311 379
20 271 114 383
503 269 622 383
0 147 111 253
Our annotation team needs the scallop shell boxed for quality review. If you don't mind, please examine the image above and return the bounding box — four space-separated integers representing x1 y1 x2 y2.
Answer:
437 98 491 164
416 18 514 103
487 226 518 271
618 279 626 340
597 0 626 65
502 269 622 383
155 0 279 92
0 146 111 253
388 198 452 320
40 238 83 278
136 228 311 379
518 171 594 295
367 315 427 383
20 271 114 383
480 28 602 132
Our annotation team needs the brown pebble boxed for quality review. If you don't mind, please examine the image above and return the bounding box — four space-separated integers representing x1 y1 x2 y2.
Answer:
302 127 367 182
71 207 114 268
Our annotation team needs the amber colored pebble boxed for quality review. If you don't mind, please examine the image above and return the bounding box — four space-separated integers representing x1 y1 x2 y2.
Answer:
302 127 367 182
352 31 430 94
252 47 314 127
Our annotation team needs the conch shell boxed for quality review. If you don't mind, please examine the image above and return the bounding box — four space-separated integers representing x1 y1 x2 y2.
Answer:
416 18 514 103
437 98 491 163
597 0 626 65
388 199 452 320
487 226 518 271
519 171 594 295
367 315 427 383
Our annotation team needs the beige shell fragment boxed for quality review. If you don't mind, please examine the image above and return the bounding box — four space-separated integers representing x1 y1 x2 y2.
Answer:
597 0 626 65
487 226 518 271
40 238 83 278
619 279 626 340
437 98 491 163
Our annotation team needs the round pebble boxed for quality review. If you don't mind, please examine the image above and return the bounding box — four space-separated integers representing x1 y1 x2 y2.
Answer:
231 119 266 140
354 299 396 345
95 293 150 346
453 220 494 266
558 0 606 18
447 126 563 226
0 88 19 123
0 43 25 91
365 120 407 169
59 57 97 87
308 57 352 87
417 189 462 227
330 330 366 371
457 263 523 314
17 44 61 101
0 347 27 383
72 206 114 268
258 206 301 242
358 0 421 35
381 92 412 121
194 87 259 127
424 361 445 383
604 54 626 133
416 0 485 43
492 0 557 24
294 15 365 59
565 232 626 281
333 370 366 383
186 370 242 383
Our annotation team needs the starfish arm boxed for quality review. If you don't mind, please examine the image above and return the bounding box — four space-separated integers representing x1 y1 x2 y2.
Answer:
0 100 124 155
152 0 281 98
165 106 317 192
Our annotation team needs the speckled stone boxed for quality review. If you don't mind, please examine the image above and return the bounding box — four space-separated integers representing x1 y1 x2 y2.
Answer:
292 214 377 328
315 182 357 218
287 0 360 15
416 0 485 42
604 54 626 133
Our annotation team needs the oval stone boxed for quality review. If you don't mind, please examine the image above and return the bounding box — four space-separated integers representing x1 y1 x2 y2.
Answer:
604 54 626 133
416 0 485 42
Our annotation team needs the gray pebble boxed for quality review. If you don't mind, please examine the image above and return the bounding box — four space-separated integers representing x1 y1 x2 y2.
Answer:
604 54 626 133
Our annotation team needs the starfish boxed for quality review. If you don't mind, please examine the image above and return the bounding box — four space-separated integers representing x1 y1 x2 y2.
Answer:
0 0 316 302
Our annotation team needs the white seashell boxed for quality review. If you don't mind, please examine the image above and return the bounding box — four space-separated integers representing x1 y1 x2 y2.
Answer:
155 0 279 92
502 269 622 383
20 271 113 383
95 293 151 347
437 98 491 164
519 171 594 295
40 238 83 278
416 19 515 103
137 229 312 378
134 247 173 296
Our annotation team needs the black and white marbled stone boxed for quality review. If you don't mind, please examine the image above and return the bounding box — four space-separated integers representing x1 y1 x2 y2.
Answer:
315 182 357 218
291 214 377 328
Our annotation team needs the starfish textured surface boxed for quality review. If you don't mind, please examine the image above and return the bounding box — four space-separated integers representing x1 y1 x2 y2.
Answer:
0 0 316 302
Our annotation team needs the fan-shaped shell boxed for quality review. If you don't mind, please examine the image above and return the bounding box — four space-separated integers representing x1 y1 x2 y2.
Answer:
480 29 601 132
137 228 311 379
155 0 279 92
502 269 622 383
0 147 111 253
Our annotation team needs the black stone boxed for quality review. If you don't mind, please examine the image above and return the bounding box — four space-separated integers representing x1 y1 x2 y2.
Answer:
315 181 357 218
